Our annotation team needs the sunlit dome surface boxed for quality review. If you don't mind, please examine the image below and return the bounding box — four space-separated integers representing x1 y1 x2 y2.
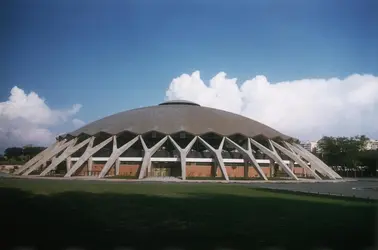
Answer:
67 100 290 139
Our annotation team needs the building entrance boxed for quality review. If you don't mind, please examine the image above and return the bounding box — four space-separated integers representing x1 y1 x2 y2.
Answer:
150 162 181 177
152 166 171 177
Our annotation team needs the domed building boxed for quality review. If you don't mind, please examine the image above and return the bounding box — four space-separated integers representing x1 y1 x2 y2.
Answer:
15 101 341 181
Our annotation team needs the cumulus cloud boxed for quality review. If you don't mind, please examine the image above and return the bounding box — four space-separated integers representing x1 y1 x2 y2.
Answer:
0 86 82 151
166 71 378 140
72 118 86 128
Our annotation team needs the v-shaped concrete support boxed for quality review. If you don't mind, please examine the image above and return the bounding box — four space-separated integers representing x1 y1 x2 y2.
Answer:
15 140 61 175
198 136 229 181
225 137 268 180
64 136 113 177
169 136 197 180
270 140 322 180
40 137 93 176
138 136 168 179
250 138 298 180
22 139 76 176
98 135 139 178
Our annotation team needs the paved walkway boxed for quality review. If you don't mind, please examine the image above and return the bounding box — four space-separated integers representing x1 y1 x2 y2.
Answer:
3 174 377 200
241 180 378 200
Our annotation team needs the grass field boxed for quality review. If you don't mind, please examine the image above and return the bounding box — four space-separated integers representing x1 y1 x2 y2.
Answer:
1 178 376 250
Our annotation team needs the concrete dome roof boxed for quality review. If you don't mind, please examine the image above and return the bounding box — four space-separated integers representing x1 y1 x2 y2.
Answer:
67 101 291 139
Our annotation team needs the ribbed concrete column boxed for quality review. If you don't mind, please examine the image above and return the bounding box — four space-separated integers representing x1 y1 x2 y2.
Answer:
250 138 298 180
40 137 93 176
147 161 152 174
225 137 268 180
269 159 275 177
270 140 322 180
244 161 248 178
138 136 168 179
169 136 197 180
198 136 229 181
289 160 294 171
88 157 93 176
23 139 76 176
15 140 61 175
115 158 120 175
65 136 113 177
98 135 139 178
66 157 72 172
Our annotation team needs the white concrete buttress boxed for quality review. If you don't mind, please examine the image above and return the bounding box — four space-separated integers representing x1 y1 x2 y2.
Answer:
198 136 229 181
98 135 139 178
168 136 197 180
294 143 342 179
290 143 342 179
39 138 78 176
225 137 268 180
138 135 168 179
284 142 332 178
40 137 93 176
270 140 322 180
64 136 113 177
22 139 75 176
15 140 61 175
250 138 299 180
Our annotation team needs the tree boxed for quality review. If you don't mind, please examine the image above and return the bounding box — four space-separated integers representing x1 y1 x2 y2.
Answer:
317 135 369 176
340 135 369 171
2 146 46 163
358 150 378 177
4 147 23 159
23 146 46 159
317 136 340 166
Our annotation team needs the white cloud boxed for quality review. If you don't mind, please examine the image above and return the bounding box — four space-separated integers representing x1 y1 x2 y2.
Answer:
166 71 378 140
0 86 82 151
72 118 86 128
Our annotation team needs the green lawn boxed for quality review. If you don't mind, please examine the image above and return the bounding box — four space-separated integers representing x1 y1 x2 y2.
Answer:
1 178 376 250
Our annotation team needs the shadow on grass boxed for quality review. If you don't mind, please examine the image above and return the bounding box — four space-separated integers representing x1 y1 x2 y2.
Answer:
250 187 377 202
0 187 376 250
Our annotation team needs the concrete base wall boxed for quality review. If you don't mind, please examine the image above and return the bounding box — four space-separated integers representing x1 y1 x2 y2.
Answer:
74 163 139 177
75 163 105 176
68 163 309 178
187 165 213 177
187 165 271 178
119 164 140 176
293 167 307 176
75 163 88 176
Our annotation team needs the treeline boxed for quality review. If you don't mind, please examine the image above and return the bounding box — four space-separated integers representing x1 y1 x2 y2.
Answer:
0 145 46 164
316 135 378 176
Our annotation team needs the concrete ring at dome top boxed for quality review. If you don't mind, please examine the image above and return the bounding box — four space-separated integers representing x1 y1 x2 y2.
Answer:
159 100 201 106
66 100 291 140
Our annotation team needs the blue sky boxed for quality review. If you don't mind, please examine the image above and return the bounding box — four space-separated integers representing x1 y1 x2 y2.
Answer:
1 0 378 147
